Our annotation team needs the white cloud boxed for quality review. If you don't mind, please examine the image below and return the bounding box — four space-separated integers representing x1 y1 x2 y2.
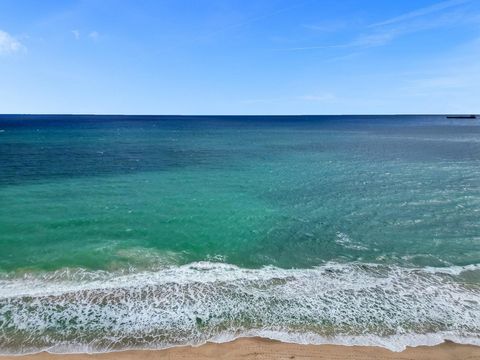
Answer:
0 30 25 55
72 30 80 40
89 31 99 41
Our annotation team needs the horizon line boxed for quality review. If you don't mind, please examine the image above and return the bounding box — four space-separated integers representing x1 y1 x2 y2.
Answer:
0 113 478 117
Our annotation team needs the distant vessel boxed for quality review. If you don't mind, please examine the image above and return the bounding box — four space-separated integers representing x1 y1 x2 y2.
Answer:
446 115 477 119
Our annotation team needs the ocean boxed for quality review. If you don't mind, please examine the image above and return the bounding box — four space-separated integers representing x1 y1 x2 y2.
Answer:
0 115 479 354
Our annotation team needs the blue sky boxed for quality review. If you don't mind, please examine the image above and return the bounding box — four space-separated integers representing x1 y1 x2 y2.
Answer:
0 0 479 114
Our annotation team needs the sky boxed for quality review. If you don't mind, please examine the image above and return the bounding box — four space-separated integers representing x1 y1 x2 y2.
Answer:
0 0 479 115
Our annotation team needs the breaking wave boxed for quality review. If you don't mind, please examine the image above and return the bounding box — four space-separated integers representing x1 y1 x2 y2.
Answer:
0 262 479 354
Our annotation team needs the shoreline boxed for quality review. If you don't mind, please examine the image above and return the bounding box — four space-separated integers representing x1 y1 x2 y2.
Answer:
1 338 480 360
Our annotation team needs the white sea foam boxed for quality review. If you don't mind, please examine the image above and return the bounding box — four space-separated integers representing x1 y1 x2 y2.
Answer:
0 261 479 354
335 232 369 251
423 263 480 275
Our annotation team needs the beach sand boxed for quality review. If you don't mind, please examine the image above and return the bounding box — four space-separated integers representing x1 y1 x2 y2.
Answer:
2 337 480 360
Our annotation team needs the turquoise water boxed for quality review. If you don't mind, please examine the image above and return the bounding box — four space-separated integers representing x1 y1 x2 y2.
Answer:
0 115 479 353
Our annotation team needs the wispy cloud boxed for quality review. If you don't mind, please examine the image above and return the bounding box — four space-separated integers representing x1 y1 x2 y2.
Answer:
241 97 281 105
386 36 480 110
355 6 472 47
323 52 362 63
279 0 474 51
368 0 468 27
353 0 472 47
350 32 398 47
71 30 80 40
273 44 341 51
242 93 335 104
89 31 99 41
0 29 25 55
302 20 348 33
407 75 472 90
205 2 309 38
297 93 335 102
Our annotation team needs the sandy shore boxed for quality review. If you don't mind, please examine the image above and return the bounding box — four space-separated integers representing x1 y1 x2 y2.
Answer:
1 338 480 360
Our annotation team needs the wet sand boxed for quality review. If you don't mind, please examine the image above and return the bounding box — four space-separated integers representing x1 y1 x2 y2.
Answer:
1 337 480 360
